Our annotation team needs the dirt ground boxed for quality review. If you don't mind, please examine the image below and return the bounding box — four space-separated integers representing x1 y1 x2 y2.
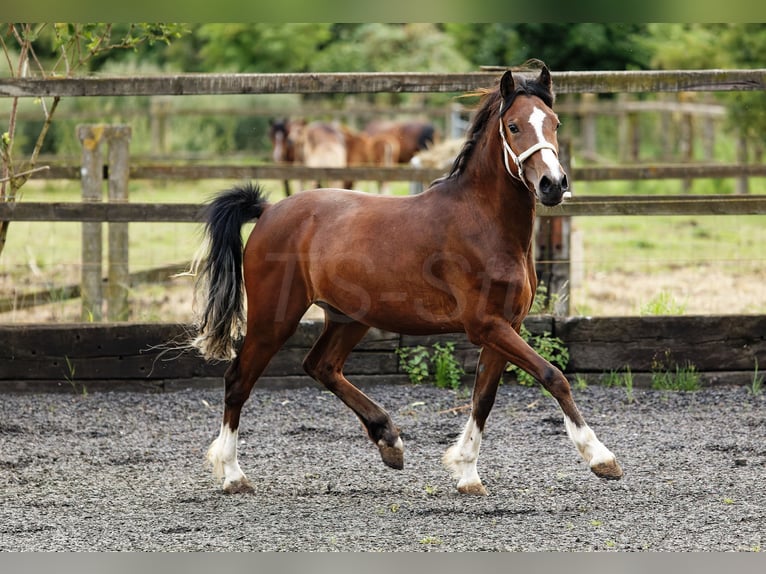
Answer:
1 382 764 551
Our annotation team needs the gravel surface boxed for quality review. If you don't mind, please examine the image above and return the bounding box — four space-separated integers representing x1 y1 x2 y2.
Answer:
1 382 764 551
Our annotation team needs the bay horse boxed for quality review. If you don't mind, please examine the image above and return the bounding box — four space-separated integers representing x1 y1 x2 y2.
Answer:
363 119 436 163
193 62 623 495
340 125 399 192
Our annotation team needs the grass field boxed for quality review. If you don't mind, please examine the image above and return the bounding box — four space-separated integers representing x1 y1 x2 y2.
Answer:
1 176 765 323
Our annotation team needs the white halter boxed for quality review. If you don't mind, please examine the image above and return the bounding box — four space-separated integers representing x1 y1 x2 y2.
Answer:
498 118 558 187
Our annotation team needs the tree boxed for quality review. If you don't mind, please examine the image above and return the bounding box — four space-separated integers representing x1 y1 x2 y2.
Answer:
445 23 651 71
0 23 188 257
642 24 766 149
717 24 766 148
311 24 472 73
193 24 333 73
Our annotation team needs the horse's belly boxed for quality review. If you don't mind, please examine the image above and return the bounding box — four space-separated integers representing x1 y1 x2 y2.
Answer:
316 282 464 334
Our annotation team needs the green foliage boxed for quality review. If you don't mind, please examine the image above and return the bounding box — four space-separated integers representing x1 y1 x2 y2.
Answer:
0 22 189 259
601 367 635 403
643 24 766 147
749 358 763 397
507 325 570 387
639 291 687 316
396 342 465 390
529 281 562 315
446 23 651 71
651 350 700 391
432 342 465 391
573 374 589 392
313 24 471 74
395 345 430 385
195 24 333 73
641 24 730 69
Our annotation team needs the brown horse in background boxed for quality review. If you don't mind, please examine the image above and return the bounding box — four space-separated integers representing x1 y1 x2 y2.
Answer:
340 125 400 192
363 119 437 163
270 119 400 192
194 61 623 495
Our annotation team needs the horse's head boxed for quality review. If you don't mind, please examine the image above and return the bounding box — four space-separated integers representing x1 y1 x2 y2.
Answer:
268 118 290 163
269 118 305 163
498 63 570 206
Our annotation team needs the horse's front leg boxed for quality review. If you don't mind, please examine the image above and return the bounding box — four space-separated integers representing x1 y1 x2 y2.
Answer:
443 347 507 495
470 318 623 481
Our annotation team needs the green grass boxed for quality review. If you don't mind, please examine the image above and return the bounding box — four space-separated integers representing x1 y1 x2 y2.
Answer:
3 174 765 322
639 290 687 316
601 366 635 403
575 201 766 277
749 359 763 397
651 362 701 392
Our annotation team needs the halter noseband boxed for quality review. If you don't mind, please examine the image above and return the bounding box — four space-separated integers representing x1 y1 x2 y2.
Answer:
498 118 558 187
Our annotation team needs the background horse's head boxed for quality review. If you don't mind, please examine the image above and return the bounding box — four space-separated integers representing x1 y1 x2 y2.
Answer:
498 62 569 206
268 118 304 163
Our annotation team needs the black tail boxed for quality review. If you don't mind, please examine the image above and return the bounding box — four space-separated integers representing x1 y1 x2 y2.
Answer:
192 182 269 360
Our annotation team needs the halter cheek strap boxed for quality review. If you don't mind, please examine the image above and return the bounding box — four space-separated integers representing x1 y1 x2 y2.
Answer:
498 119 558 186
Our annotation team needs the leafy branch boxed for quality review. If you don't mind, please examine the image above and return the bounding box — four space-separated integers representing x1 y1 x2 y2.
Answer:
0 23 188 257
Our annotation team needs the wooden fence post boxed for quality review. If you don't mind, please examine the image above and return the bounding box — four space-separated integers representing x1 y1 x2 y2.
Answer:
150 97 170 156
106 126 132 321
77 124 133 322
736 133 749 195
580 93 598 161
680 109 694 193
77 125 105 322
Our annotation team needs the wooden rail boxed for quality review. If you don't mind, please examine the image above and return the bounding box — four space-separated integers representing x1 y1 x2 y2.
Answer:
3 195 766 223
12 161 766 185
1 316 763 391
2 69 765 98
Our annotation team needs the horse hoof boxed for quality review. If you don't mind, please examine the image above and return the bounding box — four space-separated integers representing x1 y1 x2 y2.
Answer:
457 482 488 496
377 437 404 470
223 478 255 494
590 459 623 480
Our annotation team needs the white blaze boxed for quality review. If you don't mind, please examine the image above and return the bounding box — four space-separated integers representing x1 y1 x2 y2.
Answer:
528 106 564 180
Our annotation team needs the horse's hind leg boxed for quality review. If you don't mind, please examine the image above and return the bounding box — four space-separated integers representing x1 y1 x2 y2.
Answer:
443 347 507 495
207 332 281 493
208 305 306 493
302 314 404 470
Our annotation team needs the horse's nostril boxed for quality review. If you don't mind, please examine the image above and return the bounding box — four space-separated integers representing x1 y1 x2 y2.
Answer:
561 174 569 191
539 175 552 194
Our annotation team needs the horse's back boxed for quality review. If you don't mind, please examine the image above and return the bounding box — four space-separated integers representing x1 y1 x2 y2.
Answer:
244 188 470 333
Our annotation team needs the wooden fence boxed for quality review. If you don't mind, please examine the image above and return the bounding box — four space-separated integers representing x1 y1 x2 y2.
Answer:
1 316 763 392
2 69 765 390
2 69 764 97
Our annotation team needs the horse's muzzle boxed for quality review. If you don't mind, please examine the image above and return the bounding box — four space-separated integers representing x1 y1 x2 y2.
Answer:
538 173 570 206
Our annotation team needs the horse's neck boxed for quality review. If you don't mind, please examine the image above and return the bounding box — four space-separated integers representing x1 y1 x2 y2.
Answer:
464 166 537 240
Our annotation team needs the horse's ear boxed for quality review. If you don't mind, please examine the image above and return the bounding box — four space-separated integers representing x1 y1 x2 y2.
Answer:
500 70 515 102
537 64 552 95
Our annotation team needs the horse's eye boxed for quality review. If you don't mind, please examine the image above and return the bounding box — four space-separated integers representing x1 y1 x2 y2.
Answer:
508 123 519 134
556 122 562 131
